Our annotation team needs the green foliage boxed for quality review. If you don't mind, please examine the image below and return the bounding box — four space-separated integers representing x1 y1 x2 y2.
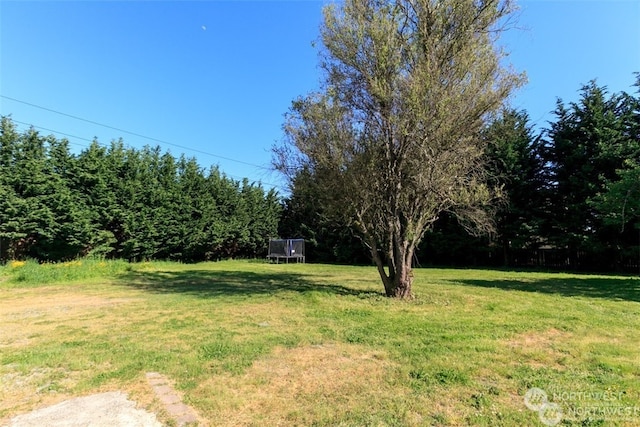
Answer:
281 75 640 272
419 109 545 267
275 0 524 295
0 117 281 263
592 77 640 240
418 77 640 270
596 162 640 231
541 79 640 268
544 83 612 249
0 258 132 287
484 110 545 253
278 169 370 264
3 70 639 273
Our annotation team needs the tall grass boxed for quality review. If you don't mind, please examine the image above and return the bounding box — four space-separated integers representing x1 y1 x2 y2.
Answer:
0 258 134 287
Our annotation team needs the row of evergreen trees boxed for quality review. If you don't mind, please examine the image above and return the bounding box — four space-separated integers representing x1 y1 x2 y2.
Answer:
0 117 281 262
3 77 638 270
280 78 640 271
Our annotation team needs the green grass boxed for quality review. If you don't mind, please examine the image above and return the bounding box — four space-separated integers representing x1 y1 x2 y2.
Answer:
0 258 134 286
1 260 639 426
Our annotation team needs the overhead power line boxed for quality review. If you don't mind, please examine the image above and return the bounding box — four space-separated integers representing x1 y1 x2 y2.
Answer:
13 119 287 191
5 111 286 191
13 120 94 145
0 94 271 170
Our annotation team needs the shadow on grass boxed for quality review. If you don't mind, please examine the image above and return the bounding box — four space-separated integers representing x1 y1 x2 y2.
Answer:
117 269 381 299
456 276 640 302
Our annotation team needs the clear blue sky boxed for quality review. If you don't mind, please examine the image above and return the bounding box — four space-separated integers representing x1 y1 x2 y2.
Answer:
1 1 639 193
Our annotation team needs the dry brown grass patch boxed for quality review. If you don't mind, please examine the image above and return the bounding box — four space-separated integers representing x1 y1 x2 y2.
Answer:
505 328 569 348
503 328 572 369
0 365 83 423
0 289 140 348
197 343 396 426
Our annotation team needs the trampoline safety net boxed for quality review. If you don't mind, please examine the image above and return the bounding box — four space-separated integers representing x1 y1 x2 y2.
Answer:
267 239 305 263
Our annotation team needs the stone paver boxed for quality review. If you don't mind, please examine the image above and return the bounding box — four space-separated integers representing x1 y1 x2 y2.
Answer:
146 372 199 426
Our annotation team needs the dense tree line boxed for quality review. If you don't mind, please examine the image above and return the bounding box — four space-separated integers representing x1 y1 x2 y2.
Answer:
3 77 638 271
0 117 281 262
281 77 640 272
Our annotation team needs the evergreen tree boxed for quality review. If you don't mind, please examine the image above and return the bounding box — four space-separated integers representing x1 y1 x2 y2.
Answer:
74 141 120 258
8 128 57 259
0 117 280 263
484 109 545 265
542 80 640 269
593 77 640 267
279 169 369 264
177 156 212 261
0 117 21 260
36 135 93 260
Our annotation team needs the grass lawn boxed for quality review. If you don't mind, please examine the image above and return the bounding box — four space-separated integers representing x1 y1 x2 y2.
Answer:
1 260 639 426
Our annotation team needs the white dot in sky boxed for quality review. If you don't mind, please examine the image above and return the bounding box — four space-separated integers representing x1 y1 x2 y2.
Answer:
201 25 207 31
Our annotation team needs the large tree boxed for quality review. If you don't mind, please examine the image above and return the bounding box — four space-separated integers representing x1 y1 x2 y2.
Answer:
274 0 524 297
541 80 640 268
483 109 544 265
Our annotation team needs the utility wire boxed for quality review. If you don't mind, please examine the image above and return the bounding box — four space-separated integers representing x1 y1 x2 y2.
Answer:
14 120 94 145
0 94 271 170
8 116 287 192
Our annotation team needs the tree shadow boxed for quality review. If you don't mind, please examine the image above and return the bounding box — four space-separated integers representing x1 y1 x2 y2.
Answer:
455 276 640 302
117 268 382 299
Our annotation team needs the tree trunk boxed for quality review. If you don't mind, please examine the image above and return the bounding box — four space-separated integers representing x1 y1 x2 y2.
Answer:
371 248 394 296
388 264 413 298
370 244 414 299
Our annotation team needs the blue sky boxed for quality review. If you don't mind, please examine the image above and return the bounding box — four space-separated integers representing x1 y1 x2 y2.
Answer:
1 1 639 193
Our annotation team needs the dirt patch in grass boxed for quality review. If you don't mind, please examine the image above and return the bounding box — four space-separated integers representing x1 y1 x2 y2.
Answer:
0 365 84 422
1 293 139 319
505 328 569 348
504 328 572 369
198 343 398 426
0 289 147 421
0 291 140 348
